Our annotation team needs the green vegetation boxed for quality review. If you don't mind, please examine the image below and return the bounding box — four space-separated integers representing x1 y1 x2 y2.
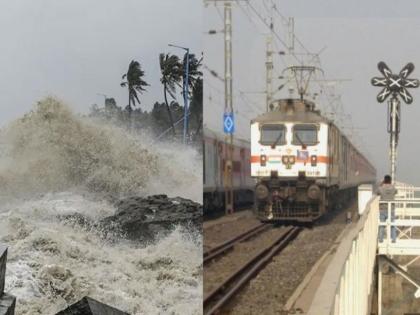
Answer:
159 53 182 135
90 52 203 144
120 60 149 112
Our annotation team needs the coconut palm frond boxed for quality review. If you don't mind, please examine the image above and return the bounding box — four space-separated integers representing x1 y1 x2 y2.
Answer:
121 59 149 109
159 53 183 135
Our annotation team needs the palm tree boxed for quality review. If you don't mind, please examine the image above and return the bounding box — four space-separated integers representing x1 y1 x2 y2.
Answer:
159 53 182 135
120 60 149 112
189 77 203 138
182 53 203 93
178 53 202 137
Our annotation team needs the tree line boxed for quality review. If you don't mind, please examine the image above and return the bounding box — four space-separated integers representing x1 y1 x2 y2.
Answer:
89 52 202 143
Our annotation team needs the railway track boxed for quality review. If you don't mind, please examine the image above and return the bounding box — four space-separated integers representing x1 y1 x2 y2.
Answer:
204 222 270 264
203 226 302 315
204 204 253 222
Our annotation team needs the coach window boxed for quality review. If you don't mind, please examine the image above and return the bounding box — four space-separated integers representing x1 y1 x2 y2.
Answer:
292 124 318 146
260 124 286 146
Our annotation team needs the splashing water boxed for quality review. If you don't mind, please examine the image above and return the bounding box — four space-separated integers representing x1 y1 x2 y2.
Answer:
0 97 202 202
0 98 203 314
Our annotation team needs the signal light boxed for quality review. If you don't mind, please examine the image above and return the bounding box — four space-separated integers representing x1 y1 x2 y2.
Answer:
260 154 267 166
311 155 317 166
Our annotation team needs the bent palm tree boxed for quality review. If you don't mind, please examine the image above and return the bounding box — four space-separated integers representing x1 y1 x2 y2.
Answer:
178 53 202 137
159 53 182 135
120 60 149 112
182 53 203 93
190 77 203 137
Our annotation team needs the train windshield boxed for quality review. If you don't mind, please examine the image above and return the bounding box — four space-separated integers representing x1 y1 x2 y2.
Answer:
260 125 286 146
292 124 318 145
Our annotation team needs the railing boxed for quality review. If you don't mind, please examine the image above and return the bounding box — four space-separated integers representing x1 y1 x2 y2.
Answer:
378 193 420 256
394 181 416 199
308 182 420 315
307 195 379 315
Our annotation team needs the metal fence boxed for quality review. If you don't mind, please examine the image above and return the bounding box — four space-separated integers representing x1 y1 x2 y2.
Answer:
395 181 416 199
378 184 420 256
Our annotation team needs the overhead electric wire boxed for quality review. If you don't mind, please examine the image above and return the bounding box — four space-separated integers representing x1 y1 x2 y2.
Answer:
269 0 311 55
244 1 292 54
236 1 262 32
215 4 225 22
207 0 370 156
204 65 266 113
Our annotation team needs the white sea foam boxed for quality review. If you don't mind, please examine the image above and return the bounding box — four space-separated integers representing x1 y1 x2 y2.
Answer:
0 98 203 314
0 97 202 202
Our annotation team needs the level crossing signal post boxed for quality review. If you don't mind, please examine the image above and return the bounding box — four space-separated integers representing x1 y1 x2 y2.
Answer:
371 61 419 183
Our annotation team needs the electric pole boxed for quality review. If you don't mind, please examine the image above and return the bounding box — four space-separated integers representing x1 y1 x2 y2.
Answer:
168 44 190 144
286 17 295 97
266 20 273 112
224 1 234 215
206 0 248 214
287 17 294 53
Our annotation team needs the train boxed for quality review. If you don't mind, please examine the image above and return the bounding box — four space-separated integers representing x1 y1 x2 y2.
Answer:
203 128 255 213
251 98 377 222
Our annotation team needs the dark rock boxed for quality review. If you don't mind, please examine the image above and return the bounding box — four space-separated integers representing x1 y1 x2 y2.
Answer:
55 296 129 315
0 293 16 315
58 213 94 229
100 195 202 241
0 245 7 295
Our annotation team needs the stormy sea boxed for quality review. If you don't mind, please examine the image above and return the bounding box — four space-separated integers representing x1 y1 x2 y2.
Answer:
0 98 203 314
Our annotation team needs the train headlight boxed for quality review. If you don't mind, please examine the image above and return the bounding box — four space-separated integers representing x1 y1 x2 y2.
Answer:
307 184 321 200
260 154 267 166
311 155 317 166
289 156 296 164
282 156 289 164
255 184 269 200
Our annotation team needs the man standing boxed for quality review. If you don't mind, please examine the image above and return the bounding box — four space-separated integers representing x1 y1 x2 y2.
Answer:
377 175 397 242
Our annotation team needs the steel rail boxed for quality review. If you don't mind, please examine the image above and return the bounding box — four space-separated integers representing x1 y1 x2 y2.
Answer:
204 226 301 315
204 222 269 264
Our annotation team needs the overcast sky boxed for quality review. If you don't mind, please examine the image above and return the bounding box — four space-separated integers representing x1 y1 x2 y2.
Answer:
204 0 420 185
0 0 201 126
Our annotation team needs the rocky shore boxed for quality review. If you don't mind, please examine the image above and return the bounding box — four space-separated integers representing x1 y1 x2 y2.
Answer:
60 194 203 242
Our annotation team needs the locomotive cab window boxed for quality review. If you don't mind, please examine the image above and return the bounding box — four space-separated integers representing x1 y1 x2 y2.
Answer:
260 124 286 146
292 124 318 146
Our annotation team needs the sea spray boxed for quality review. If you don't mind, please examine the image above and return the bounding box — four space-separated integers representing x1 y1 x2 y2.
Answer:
0 194 202 314
0 97 161 199
0 97 202 202
0 98 203 314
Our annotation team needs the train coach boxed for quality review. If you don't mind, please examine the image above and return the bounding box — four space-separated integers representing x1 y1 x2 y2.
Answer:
251 98 376 222
204 128 255 213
